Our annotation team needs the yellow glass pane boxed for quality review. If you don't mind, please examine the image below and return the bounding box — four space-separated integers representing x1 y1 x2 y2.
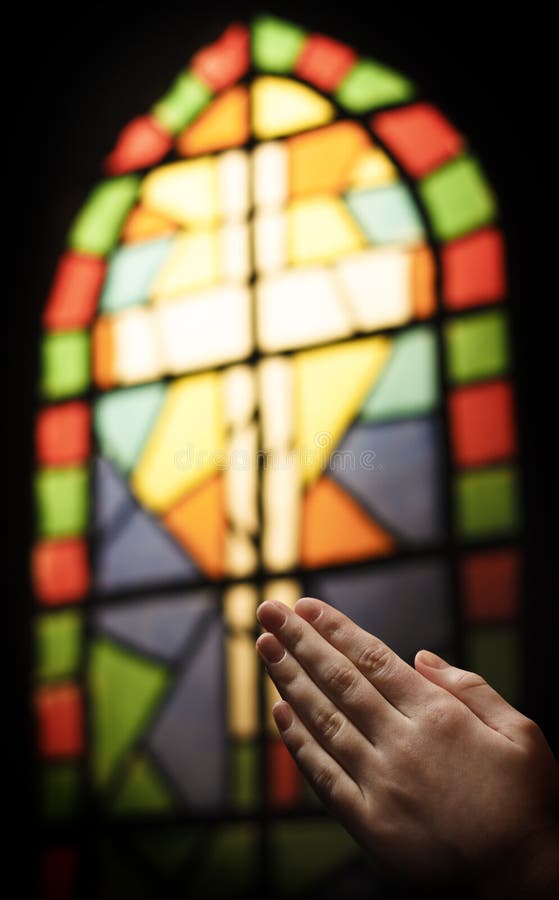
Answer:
336 247 415 331
152 231 219 299
288 198 365 266
225 424 258 533
262 461 300 572
223 365 255 428
288 122 371 197
295 337 391 484
227 633 258 739
121 205 178 243
254 212 286 273
177 86 250 157
347 146 398 189
224 583 258 629
218 150 250 220
142 158 219 227
263 579 301 610
114 308 163 385
259 357 293 452
252 76 334 139
225 531 258 576
132 372 223 512
253 142 288 210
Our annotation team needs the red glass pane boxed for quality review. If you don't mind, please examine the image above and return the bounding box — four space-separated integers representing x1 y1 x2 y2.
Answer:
295 34 356 92
267 738 301 809
36 402 90 466
41 847 77 900
105 115 172 176
449 380 515 466
36 684 84 758
191 24 249 91
442 228 506 309
461 549 521 622
372 102 463 178
32 538 89 605
43 253 106 331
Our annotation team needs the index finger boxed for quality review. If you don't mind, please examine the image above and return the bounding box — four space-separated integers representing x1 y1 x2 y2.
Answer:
295 596 437 715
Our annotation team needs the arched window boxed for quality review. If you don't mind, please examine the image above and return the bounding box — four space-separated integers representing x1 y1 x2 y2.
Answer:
33 15 520 896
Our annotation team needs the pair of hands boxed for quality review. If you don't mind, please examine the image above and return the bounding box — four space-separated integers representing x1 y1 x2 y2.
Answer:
255 598 559 897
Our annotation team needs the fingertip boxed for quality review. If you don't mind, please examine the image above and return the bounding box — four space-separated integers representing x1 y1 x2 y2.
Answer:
415 649 449 670
272 700 293 732
294 596 323 622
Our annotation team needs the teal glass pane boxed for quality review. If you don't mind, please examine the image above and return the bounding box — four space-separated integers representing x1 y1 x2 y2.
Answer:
40 331 90 400
419 156 496 241
152 72 212 135
445 310 509 384
94 382 167 475
35 466 89 538
455 466 520 539
360 326 439 422
345 183 425 244
251 15 306 72
335 59 414 112
36 611 81 680
68 176 140 256
100 236 175 312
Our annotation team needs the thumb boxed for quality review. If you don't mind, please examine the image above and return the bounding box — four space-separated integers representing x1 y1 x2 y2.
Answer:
415 649 518 738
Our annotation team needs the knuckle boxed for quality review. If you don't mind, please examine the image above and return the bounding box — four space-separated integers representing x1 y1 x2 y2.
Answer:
515 715 542 744
357 641 393 679
323 662 357 698
312 765 336 797
423 697 462 731
314 707 344 741
288 619 305 652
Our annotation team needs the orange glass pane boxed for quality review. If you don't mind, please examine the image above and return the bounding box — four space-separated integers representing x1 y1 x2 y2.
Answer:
121 205 178 243
267 738 302 809
295 34 356 92
191 23 249 91
163 474 225 578
373 103 463 178
301 476 394 567
36 402 90 466
412 245 436 319
177 86 249 157
92 316 116 390
32 538 89 605
461 549 521 622
442 228 506 309
43 253 106 331
289 121 370 197
41 847 77 900
36 684 84 757
105 115 172 176
449 381 515 466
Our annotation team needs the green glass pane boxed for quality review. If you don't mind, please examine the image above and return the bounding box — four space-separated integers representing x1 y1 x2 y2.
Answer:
464 625 521 704
89 638 169 786
41 764 80 819
40 330 90 400
272 820 359 895
94 382 167 474
455 466 520 539
36 611 81 680
345 183 425 244
251 15 307 72
113 754 173 813
100 236 175 312
445 310 509 384
152 72 212 135
335 59 414 113
35 466 89 538
230 741 257 810
189 825 257 899
419 156 496 242
68 176 140 256
360 326 438 422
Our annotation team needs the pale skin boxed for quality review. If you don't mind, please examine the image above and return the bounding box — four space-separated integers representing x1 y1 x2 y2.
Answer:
255 598 559 897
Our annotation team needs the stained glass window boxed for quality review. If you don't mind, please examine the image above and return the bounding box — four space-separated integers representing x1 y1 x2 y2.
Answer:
33 15 521 897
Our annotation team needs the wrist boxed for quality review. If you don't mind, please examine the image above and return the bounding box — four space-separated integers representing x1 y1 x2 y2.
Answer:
477 823 559 900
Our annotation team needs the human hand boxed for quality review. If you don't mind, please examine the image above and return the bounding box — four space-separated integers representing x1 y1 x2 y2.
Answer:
255 597 559 896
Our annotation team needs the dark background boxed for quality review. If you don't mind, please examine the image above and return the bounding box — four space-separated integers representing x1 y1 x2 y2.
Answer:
11 1 556 892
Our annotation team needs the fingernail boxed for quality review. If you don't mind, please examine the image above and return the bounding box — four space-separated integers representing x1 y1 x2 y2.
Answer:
256 601 287 630
418 650 448 669
256 634 285 664
294 597 322 622
273 701 292 731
